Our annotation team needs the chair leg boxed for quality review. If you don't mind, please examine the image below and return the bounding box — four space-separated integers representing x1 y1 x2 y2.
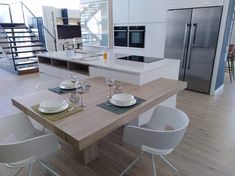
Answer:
232 59 235 80
39 160 60 176
14 167 24 176
120 151 145 176
28 164 32 176
160 155 178 174
151 155 157 176
228 59 233 83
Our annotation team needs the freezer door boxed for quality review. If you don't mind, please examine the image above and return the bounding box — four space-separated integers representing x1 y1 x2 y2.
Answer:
184 7 222 93
164 9 192 80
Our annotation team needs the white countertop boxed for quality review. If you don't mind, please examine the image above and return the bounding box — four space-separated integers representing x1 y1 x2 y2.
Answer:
38 50 180 75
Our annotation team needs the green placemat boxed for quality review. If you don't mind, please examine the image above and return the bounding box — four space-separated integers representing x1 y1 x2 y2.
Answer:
31 103 83 122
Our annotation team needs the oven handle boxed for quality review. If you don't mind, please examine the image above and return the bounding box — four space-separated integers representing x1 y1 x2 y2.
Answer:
114 30 128 32
129 30 145 32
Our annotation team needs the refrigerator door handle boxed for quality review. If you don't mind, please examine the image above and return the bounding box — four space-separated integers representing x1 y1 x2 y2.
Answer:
181 23 190 69
187 23 197 69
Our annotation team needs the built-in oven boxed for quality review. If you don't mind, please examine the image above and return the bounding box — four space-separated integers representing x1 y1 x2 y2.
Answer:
129 26 145 48
114 26 128 47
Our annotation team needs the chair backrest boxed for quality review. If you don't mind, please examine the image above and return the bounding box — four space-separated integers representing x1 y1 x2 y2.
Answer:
0 113 60 163
0 134 59 163
123 106 189 151
0 113 36 143
35 79 61 91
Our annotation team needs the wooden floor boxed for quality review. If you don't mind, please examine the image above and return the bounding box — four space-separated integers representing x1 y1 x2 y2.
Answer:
0 68 235 176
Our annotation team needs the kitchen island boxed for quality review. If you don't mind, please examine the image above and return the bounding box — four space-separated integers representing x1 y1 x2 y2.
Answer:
37 50 180 125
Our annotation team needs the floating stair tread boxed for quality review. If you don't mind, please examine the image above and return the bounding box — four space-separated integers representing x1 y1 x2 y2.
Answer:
5 31 30 33
0 40 40 43
0 23 25 27
17 66 39 75
2 44 43 49
7 36 36 38
6 49 46 54
14 55 38 60
15 60 38 66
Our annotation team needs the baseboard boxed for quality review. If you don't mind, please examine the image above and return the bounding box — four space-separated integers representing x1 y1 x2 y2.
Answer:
214 84 224 95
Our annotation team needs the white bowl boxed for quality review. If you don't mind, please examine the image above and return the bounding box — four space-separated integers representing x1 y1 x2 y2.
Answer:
39 99 68 111
110 98 136 107
60 80 75 89
111 93 135 104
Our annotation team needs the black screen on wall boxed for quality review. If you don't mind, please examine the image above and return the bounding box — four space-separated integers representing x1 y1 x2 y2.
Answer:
57 25 81 39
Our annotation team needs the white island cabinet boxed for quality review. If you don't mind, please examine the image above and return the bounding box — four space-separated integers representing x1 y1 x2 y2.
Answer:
37 50 181 125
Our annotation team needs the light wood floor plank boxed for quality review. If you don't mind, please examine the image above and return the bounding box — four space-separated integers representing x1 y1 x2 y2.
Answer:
0 68 235 176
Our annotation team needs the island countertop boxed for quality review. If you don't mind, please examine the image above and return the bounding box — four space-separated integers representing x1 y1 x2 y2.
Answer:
37 50 180 75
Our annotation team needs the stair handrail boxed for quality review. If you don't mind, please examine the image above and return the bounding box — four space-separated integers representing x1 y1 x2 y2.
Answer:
20 1 57 51
0 25 17 71
20 2 55 40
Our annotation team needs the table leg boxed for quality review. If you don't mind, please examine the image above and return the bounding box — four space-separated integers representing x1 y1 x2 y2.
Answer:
74 143 98 165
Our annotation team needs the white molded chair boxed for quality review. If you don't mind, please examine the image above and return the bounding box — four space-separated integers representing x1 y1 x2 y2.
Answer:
121 106 189 176
35 79 61 91
0 112 61 176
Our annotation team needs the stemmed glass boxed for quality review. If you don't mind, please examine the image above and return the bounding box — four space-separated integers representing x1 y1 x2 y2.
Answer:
69 90 80 105
69 74 80 105
106 78 115 99
77 82 88 107
69 74 79 84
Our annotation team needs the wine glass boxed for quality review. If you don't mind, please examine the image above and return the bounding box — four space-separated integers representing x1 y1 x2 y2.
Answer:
113 84 122 94
69 74 79 88
69 90 80 105
105 78 115 99
77 82 88 107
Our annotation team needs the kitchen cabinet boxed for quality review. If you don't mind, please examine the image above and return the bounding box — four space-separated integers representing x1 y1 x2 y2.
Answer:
113 0 129 24
145 23 166 58
129 0 167 23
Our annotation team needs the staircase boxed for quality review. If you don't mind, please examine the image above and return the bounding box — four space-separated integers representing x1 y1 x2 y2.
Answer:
0 23 47 75
80 2 103 46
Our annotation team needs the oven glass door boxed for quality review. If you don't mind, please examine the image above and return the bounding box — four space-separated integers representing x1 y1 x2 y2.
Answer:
114 30 128 47
129 31 145 48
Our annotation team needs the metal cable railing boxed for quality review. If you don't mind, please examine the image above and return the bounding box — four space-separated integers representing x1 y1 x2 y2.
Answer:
20 2 57 51
0 1 57 51
0 25 17 70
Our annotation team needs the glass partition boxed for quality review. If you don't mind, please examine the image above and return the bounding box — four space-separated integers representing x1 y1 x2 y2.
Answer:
80 0 109 47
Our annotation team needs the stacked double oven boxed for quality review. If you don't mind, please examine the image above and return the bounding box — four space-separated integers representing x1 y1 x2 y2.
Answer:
114 26 145 48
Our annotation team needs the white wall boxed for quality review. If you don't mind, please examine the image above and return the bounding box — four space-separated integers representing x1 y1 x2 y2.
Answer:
0 0 80 17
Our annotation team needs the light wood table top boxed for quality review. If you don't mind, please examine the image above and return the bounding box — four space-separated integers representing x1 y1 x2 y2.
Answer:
12 77 186 164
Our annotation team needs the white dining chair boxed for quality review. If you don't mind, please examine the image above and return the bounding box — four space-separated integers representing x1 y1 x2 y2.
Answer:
0 112 61 176
35 79 61 91
120 106 189 176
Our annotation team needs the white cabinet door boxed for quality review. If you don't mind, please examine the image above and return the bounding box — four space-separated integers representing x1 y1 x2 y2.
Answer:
113 0 129 24
129 0 167 23
145 23 166 58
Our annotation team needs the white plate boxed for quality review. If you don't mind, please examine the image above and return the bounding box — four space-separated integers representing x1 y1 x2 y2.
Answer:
110 98 137 107
112 93 135 104
40 99 67 111
60 80 75 89
59 84 75 90
38 103 69 114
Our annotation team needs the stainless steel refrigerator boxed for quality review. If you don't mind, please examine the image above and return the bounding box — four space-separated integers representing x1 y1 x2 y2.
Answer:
164 7 223 94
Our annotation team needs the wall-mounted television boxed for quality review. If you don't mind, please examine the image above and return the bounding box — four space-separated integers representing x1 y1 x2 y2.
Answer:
57 25 81 39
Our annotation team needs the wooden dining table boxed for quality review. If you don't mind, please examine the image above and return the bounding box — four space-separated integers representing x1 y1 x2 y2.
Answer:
12 77 187 164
